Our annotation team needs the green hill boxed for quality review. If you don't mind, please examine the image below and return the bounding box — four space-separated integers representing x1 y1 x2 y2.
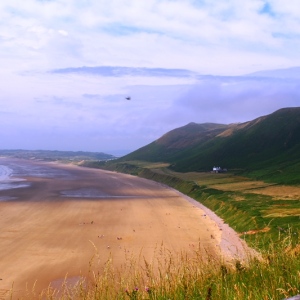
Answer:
122 122 230 162
120 107 300 183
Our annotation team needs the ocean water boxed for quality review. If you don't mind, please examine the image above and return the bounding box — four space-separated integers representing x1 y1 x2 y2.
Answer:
2 161 72 179
0 164 30 192
0 158 75 199
0 165 13 181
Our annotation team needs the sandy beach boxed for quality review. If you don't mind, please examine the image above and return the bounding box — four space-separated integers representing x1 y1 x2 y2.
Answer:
0 159 252 298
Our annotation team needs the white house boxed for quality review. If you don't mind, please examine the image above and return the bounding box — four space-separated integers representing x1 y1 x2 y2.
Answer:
213 166 221 172
212 166 225 173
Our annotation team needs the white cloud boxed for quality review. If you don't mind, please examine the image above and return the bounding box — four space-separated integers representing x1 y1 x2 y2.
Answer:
58 30 68 36
175 74 300 124
0 0 299 153
0 0 300 74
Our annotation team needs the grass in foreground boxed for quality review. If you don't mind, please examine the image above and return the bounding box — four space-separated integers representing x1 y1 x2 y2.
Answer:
17 234 300 300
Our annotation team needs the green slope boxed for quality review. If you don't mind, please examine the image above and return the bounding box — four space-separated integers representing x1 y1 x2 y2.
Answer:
172 107 300 171
121 122 230 162
119 107 300 183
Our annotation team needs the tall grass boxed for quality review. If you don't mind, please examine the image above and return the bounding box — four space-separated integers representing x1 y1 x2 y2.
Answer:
20 234 300 300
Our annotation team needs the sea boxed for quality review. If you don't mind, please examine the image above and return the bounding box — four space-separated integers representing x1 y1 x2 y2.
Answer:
0 158 128 200
0 158 72 200
0 164 30 192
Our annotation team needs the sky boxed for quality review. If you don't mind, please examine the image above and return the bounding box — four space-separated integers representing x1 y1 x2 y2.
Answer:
1 0 300 155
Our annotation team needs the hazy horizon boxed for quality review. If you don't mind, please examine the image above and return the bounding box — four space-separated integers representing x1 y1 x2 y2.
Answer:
0 103 298 157
1 1 300 154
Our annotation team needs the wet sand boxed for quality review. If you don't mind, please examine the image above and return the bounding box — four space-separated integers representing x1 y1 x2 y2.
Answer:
0 159 253 298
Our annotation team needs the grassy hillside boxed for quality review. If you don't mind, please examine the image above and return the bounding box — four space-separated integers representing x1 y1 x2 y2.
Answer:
171 108 300 177
118 107 300 184
121 122 230 162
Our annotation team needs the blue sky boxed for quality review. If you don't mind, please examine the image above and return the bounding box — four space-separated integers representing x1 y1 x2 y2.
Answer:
1 0 300 155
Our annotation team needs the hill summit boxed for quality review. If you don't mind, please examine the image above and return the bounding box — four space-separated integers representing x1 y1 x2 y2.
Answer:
121 107 300 176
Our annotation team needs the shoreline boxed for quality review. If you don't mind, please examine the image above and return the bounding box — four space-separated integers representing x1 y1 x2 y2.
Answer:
179 191 258 262
0 159 258 297
100 169 259 263
136 177 258 263
0 157 258 260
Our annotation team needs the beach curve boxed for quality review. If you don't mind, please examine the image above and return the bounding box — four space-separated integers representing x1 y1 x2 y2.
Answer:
0 158 257 298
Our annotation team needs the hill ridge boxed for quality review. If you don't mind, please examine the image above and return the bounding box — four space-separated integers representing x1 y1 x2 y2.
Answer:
120 107 300 180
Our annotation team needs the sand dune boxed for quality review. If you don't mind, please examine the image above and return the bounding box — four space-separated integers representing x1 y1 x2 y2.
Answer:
0 159 252 298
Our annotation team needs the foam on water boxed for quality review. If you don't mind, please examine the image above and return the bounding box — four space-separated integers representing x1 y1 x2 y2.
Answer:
4 161 74 180
0 165 13 181
0 164 30 192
